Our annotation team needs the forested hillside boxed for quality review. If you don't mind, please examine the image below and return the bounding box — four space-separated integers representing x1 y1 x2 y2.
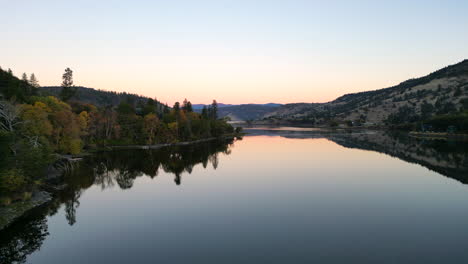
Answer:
0 67 238 200
40 86 166 110
264 60 468 131
0 67 38 102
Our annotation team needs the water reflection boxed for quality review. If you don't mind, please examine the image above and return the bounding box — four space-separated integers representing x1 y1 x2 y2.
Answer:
328 131 468 184
0 215 49 264
0 138 235 264
1 130 468 264
81 138 233 189
246 128 468 184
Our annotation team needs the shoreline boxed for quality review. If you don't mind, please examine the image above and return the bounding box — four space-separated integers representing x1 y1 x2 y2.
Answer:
0 191 52 231
0 134 242 232
409 131 468 140
93 134 244 151
108 136 236 150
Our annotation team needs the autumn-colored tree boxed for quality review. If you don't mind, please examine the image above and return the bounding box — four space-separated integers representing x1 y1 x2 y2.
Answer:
167 122 179 143
177 110 191 140
32 96 82 154
53 109 82 154
20 102 53 147
88 108 119 143
143 113 160 144
78 111 90 142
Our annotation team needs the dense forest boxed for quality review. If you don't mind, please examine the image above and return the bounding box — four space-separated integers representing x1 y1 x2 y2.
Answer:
0 67 239 202
40 85 167 109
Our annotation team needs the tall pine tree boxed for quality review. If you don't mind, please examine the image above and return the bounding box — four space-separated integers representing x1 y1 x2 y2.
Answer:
29 73 39 87
60 67 76 101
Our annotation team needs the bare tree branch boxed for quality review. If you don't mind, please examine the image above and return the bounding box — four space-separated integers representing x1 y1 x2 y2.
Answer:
0 101 21 133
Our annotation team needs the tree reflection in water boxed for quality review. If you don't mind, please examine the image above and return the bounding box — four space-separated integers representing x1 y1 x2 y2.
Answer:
2 131 467 264
0 138 236 264
80 138 235 189
0 216 49 264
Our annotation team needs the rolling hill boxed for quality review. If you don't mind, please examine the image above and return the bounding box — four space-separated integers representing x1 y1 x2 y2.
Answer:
39 86 166 110
263 60 468 126
217 104 282 121
193 103 282 121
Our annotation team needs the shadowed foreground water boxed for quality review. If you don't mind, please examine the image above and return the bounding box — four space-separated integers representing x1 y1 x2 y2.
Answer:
1 129 468 264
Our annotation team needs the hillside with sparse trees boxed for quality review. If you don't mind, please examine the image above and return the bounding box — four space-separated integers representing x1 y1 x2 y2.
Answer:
263 60 468 131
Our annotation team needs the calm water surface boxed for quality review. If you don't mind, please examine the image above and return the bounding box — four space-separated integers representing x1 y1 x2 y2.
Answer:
1 129 468 263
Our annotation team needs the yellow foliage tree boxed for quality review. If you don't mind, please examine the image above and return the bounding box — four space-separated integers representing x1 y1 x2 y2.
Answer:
143 113 160 145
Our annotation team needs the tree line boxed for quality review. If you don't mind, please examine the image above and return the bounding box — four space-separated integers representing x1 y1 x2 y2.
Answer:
0 67 240 201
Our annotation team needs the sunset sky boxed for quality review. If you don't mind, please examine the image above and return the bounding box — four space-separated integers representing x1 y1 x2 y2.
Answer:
2 0 467 105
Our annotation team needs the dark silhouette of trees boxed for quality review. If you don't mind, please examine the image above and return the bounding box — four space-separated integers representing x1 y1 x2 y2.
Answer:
201 106 208 119
182 99 193 112
210 100 218 119
59 68 76 101
173 102 180 113
29 73 39 88
21 73 28 83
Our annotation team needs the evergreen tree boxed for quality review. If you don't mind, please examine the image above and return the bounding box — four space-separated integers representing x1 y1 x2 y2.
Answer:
173 102 180 113
21 73 28 83
211 100 218 119
186 101 193 112
60 67 76 101
29 73 40 88
201 106 208 119
182 98 193 112
164 104 170 114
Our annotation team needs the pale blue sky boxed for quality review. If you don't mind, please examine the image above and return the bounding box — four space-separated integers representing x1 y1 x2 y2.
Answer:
2 0 467 104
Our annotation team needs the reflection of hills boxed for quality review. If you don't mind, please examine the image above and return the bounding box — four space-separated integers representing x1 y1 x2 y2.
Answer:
245 128 468 184
327 132 468 184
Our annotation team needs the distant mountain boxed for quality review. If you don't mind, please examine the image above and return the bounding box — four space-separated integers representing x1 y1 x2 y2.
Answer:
264 60 468 126
261 103 283 108
193 103 283 121
218 104 282 121
40 86 165 109
192 103 234 110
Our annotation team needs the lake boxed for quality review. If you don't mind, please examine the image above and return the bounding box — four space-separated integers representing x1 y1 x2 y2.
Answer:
1 128 468 264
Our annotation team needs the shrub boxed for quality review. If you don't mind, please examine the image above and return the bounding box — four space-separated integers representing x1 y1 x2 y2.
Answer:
0 169 27 193
0 196 12 206
425 112 468 132
329 120 339 127
23 191 32 201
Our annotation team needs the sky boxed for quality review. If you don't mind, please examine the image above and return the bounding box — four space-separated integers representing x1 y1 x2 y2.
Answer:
2 0 468 105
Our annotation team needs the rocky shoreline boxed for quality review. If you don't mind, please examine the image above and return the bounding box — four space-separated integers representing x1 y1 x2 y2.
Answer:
0 191 52 231
0 158 69 232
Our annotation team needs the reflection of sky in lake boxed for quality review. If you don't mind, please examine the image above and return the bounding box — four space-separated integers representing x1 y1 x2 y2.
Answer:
14 134 468 263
